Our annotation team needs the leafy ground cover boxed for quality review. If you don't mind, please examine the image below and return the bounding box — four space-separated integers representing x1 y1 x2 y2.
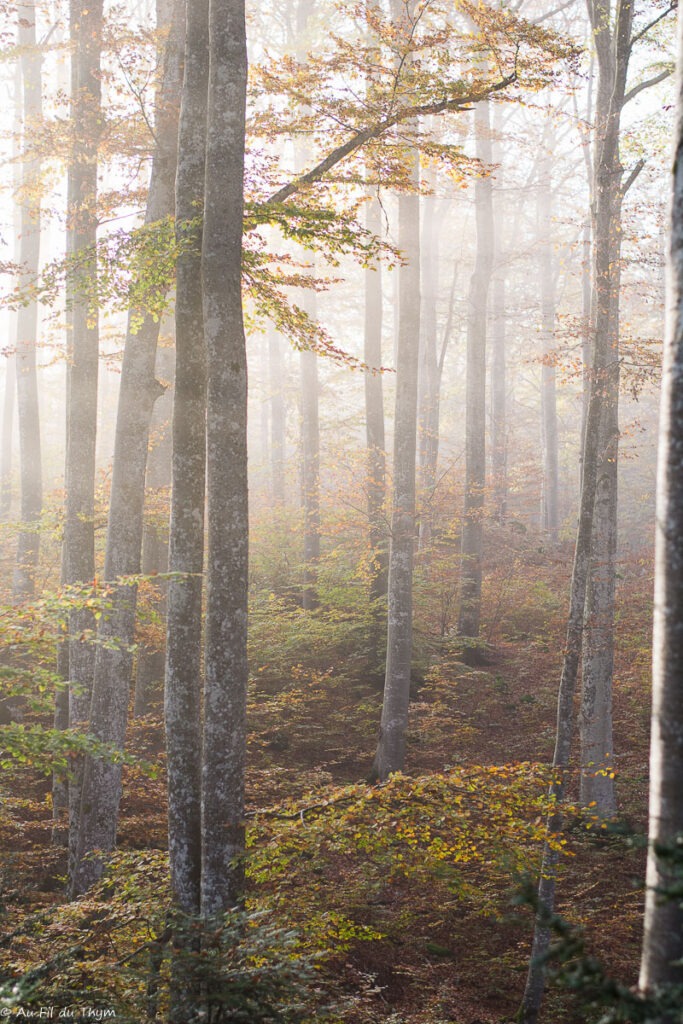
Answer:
0 537 653 1023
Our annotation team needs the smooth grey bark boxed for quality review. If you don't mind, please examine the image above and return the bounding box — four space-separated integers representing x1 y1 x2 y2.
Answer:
538 136 559 542
417 186 442 555
267 324 286 505
295 0 320 612
490 117 507 524
639 8 683 991
579 0 635 819
363 2 387 599
520 2 635 1018
165 0 207 920
13 7 42 601
200 0 249 919
135 329 174 717
64 0 103 888
69 0 184 898
364 194 388 600
458 98 494 639
371 151 420 779
300 335 320 611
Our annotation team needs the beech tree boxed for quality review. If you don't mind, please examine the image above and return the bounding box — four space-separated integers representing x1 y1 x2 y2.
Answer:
578 0 667 816
458 96 494 639
65 0 573 896
64 0 103 888
371 0 421 781
164 0 249 922
538 122 560 541
70 0 184 896
639 3 683 996
520 2 674 1018
13 2 43 602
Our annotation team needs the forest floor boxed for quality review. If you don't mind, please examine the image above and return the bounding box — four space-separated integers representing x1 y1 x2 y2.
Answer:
0 543 654 1024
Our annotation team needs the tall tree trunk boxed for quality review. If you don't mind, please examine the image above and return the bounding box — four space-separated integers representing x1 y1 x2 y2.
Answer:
364 194 387 600
371 170 419 781
1 67 21 527
200 0 249 919
300 335 320 610
268 324 286 506
538 135 559 542
164 0 207 923
520 3 634 1018
581 215 592 445
134 328 174 717
69 0 184 897
14 5 43 602
64 0 103 887
294 0 320 611
458 98 494 639
639 10 683 990
417 187 441 554
371 0 420 778
579 0 631 819
490 108 507 523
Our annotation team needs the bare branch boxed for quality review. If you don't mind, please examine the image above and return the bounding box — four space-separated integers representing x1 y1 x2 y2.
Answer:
621 156 645 196
264 72 517 207
623 67 673 105
531 0 576 26
628 2 676 50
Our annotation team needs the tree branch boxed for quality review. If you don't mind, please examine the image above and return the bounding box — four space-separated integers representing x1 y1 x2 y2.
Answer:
531 0 575 26
264 71 517 207
621 156 645 196
628 2 676 51
623 67 672 105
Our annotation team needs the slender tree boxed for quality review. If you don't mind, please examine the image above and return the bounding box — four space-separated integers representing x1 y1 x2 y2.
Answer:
458 97 494 639
70 0 184 897
417 177 444 554
135 329 174 717
579 0 644 818
200 0 249 919
371 0 420 781
490 108 507 524
538 124 559 542
164 0 207 920
64 0 103 886
364 191 387 599
639 7 683 993
13 4 43 601
520 2 672 1016
300 311 320 611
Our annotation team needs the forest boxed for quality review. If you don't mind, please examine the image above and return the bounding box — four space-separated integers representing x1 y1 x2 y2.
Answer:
0 0 682 1021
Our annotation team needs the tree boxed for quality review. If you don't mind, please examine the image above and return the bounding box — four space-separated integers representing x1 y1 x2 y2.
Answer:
13 2 43 602
639 2 683 995
364 189 388 600
163 0 249 925
489 103 507 525
70 0 184 897
538 119 559 542
64 0 103 888
67 0 567 896
134 323 174 717
520 2 673 1016
371 0 420 783
458 96 494 639
199 0 249 918
579 0 645 817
